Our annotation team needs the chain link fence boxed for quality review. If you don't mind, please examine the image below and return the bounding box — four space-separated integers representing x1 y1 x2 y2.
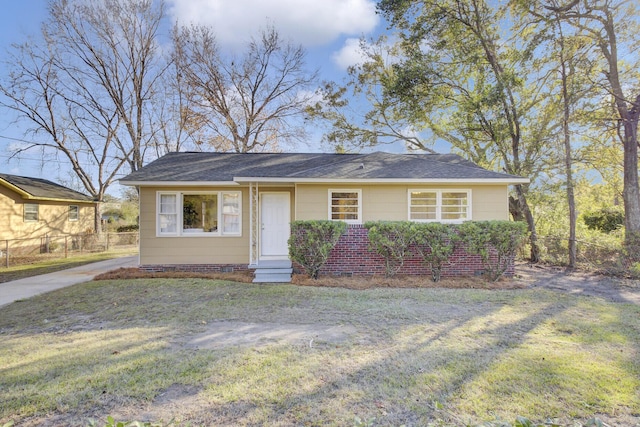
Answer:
528 235 622 273
0 232 139 268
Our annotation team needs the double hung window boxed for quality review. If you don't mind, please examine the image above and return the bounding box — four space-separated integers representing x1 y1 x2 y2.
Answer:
157 192 241 236
24 203 39 222
68 205 79 221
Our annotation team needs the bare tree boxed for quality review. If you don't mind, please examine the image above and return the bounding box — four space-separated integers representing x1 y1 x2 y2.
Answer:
173 25 318 153
45 0 168 172
0 0 168 231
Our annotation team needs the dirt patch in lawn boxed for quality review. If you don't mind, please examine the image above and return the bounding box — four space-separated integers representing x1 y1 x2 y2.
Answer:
515 262 640 305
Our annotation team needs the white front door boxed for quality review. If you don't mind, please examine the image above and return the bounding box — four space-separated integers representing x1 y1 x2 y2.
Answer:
260 192 290 259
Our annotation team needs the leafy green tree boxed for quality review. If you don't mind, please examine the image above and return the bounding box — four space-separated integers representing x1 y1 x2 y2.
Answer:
513 0 601 267
306 39 435 152
530 0 640 260
315 0 555 261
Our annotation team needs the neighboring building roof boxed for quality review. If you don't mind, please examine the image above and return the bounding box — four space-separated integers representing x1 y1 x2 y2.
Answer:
0 173 95 203
119 151 529 185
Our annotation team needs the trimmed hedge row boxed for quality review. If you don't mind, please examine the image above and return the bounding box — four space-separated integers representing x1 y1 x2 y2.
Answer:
289 220 528 282
288 220 347 279
366 221 527 281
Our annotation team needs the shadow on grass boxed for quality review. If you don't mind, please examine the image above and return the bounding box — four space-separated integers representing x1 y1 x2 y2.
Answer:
0 279 639 426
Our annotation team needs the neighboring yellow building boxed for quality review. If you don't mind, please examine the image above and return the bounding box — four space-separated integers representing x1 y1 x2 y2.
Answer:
0 173 97 241
120 152 529 281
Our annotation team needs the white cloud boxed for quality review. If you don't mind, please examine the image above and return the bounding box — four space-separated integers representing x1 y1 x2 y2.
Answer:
332 37 370 70
168 0 379 47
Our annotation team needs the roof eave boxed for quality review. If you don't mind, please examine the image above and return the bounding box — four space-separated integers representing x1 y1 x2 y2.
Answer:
0 178 95 203
121 177 530 186
119 180 241 187
0 179 32 198
31 197 96 203
233 177 530 185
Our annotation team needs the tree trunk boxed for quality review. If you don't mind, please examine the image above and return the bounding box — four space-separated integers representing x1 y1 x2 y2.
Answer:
94 201 102 236
508 196 526 222
622 108 640 261
512 186 541 263
558 26 577 268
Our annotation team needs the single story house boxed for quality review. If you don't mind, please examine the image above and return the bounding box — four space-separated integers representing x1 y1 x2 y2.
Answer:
120 151 528 282
0 173 96 241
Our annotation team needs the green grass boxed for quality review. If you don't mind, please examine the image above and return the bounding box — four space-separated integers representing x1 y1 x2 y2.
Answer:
0 249 137 283
0 279 638 426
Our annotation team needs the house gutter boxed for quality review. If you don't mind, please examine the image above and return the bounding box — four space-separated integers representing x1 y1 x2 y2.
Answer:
119 181 241 187
232 177 531 185
119 178 530 186
0 180 96 204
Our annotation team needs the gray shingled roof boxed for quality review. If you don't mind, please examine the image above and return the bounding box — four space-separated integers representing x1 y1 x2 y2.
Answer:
0 173 95 202
120 151 527 183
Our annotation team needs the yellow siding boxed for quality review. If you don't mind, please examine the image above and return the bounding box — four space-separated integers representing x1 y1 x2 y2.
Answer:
139 186 295 265
138 183 509 266
471 185 509 221
0 185 95 241
295 183 509 222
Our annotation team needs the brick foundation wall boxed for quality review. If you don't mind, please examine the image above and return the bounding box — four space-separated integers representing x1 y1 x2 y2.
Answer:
140 224 515 278
139 264 249 273
300 224 514 278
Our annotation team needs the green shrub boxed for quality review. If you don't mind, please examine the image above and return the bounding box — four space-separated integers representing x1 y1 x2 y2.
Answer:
365 221 416 277
116 224 139 232
458 221 528 282
288 220 347 279
583 208 624 233
412 222 459 282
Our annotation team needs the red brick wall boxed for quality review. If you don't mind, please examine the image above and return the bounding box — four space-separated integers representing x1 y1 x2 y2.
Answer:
140 224 516 278
139 264 248 273
312 224 514 277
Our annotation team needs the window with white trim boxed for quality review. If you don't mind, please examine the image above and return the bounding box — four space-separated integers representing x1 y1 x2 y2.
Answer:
159 194 178 234
221 192 241 234
69 205 79 221
329 189 361 223
409 190 470 222
157 191 241 236
24 203 39 222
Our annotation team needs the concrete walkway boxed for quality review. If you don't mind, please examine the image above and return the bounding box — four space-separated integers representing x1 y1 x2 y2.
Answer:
0 255 138 308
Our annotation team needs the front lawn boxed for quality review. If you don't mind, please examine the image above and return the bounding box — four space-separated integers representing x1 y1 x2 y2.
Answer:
0 278 638 426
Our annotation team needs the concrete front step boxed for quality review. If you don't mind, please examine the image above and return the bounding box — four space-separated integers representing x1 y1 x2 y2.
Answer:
253 270 293 283
251 260 293 283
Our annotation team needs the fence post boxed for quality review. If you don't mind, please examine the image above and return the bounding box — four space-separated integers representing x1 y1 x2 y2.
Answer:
106 232 110 251
4 240 8 268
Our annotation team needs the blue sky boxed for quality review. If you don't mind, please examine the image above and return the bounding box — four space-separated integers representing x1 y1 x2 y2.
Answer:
0 0 386 194
0 2 49 178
